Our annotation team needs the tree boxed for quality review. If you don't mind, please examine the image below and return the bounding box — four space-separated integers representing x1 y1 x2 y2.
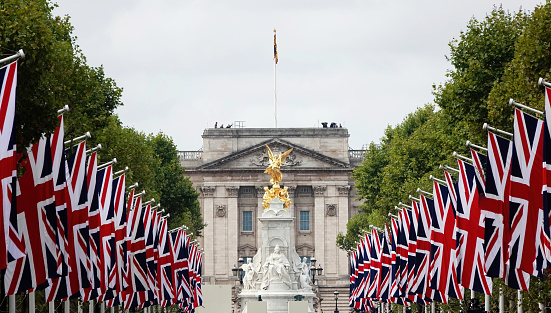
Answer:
148 133 204 236
0 0 122 150
434 6 527 143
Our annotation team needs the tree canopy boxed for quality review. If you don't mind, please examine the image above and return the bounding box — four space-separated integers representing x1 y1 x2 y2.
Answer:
0 0 203 235
341 2 551 308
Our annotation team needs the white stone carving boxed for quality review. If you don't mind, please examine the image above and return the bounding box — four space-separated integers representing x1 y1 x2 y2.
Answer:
200 186 216 197
242 258 259 290
261 245 292 290
337 185 351 196
298 257 313 291
326 204 337 216
313 186 326 196
215 205 227 217
226 187 239 197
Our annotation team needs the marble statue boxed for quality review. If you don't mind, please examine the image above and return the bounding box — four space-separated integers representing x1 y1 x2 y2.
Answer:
261 245 292 289
297 257 313 290
242 258 258 290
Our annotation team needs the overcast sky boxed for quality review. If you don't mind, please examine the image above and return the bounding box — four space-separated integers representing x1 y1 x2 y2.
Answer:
53 0 543 151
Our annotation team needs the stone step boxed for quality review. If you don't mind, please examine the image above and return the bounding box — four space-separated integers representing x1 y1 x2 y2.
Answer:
317 286 350 313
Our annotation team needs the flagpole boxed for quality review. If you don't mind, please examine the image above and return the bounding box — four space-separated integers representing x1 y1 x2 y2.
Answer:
274 28 277 128
0 49 24 65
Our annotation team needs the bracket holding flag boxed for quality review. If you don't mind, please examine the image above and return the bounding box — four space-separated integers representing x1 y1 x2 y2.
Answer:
416 188 433 197
440 164 460 173
64 131 91 146
57 105 70 114
509 98 543 115
429 175 447 185
466 140 488 152
0 49 24 65
86 144 102 155
539 77 551 88
409 195 421 202
483 123 513 137
452 152 472 164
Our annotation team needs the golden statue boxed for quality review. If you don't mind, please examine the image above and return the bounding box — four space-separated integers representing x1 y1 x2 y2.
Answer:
262 144 293 209
264 145 293 185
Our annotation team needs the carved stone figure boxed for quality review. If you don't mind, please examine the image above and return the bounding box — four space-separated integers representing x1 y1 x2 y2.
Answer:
298 257 312 290
242 258 258 290
261 245 291 289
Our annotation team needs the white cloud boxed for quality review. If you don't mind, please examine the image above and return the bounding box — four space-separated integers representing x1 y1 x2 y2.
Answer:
53 0 544 150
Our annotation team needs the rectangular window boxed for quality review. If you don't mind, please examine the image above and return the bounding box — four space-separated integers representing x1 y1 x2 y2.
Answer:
242 211 253 232
299 211 310 231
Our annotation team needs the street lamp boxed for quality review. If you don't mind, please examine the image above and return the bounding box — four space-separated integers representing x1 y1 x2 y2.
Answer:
334 290 339 313
308 257 323 284
231 258 245 285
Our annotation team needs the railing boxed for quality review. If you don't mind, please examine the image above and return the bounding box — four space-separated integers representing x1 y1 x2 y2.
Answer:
349 150 366 160
178 151 202 160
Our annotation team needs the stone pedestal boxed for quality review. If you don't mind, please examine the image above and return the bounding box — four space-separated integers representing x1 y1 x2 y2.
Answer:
239 198 315 313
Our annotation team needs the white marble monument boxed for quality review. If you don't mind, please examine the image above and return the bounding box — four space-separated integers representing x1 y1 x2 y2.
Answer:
239 198 315 313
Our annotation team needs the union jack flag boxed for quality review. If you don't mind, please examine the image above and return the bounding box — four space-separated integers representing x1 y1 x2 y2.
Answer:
0 61 23 271
406 202 418 297
351 240 364 308
109 173 127 295
389 217 401 300
509 108 549 278
397 209 410 299
82 153 100 302
542 86 551 264
455 159 492 294
367 229 381 299
4 137 60 295
378 225 392 302
358 233 372 308
482 131 530 290
157 218 175 306
47 141 91 300
430 179 463 303
97 165 114 300
410 195 434 300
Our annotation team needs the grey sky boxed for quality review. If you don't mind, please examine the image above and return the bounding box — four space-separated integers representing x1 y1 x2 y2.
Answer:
53 0 543 151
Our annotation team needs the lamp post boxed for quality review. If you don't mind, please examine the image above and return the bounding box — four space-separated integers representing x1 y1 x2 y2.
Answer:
334 290 339 313
231 258 245 285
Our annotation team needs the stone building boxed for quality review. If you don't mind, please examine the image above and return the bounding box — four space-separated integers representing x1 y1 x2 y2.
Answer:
179 127 364 311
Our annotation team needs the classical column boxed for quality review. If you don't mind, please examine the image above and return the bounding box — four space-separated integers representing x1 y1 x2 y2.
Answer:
337 185 350 276
200 186 216 278
226 187 239 278
313 185 326 273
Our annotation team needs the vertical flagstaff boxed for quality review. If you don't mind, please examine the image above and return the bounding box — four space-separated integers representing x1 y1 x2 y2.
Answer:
273 28 278 128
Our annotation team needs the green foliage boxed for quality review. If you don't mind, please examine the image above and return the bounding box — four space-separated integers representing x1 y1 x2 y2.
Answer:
1 0 203 237
148 133 204 236
342 2 551 306
434 6 527 142
0 0 122 150
339 106 470 251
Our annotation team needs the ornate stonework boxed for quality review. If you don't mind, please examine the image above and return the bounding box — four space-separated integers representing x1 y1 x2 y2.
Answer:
313 186 326 196
250 145 302 167
226 187 239 197
325 204 337 216
200 186 216 197
215 205 227 217
337 185 350 196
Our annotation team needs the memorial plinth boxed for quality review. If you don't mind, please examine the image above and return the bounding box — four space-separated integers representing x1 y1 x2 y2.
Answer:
238 198 315 313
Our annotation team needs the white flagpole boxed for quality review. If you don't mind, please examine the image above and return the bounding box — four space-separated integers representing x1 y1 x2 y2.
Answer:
0 49 24 65
273 29 277 128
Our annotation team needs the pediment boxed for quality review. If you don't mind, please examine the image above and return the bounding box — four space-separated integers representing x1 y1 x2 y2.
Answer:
197 138 350 170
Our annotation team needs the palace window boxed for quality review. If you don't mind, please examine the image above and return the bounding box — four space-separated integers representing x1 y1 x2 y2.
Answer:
240 186 255 198
242 211 253 232
299 211 310 231
297 186 312 197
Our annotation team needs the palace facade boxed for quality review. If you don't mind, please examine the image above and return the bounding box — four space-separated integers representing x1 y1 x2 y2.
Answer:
179 127 364 309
